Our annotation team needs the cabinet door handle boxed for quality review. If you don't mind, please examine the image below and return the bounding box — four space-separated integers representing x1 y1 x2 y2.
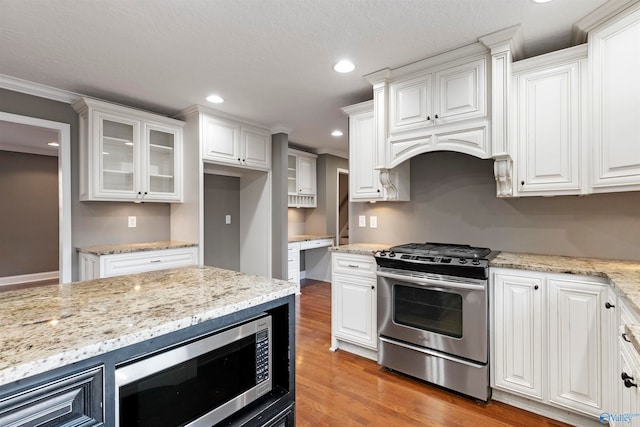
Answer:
534 285 539 290
605 302 615 309
623 333 632 343
622 372 635 381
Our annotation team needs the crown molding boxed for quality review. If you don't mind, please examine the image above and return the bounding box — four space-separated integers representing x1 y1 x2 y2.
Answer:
0 74 80 104
315 147 348 159
270 125 292 135
572 0 638 44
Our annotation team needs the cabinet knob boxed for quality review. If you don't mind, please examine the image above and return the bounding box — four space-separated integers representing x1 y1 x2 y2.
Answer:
427 116 431 121
534 285 539 290
237 158 241 161
371 285 375 290
377 189 381 193
434 114 439 119
242 159 245 162
521 180 525 186
605 302 616 309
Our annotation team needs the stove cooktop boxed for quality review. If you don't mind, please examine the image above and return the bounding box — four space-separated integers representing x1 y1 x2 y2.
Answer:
374 242 492 280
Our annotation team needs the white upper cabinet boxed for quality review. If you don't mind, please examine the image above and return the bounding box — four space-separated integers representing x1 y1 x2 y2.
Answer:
342 101 410 202
366 44 491 169
288 148 317 208
72 97 184 203
202 115 270 170
590 3 640 192
512 46 587 196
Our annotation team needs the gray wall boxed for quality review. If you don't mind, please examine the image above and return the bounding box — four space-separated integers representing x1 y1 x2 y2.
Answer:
0 151 58 276
350 151 640 261
271 133 288 280
203 174 240 271
303 153 349 238
0 89 172 281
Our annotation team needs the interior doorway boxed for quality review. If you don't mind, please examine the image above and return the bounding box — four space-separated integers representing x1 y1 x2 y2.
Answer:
336 168 349 245
0 113 71 284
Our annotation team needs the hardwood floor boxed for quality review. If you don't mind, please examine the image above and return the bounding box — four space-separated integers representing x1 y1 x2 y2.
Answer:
295 280 571 427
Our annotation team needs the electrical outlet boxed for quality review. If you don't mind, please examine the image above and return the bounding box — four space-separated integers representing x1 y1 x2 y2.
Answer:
358 215 366 227
370 216 377 229
128 216 136 228
225 214 231 225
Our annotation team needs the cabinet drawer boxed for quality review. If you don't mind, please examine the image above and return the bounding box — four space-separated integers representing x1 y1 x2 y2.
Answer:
0 366 103 426
103 247 198 277
299 238 333 250
332 253 376 277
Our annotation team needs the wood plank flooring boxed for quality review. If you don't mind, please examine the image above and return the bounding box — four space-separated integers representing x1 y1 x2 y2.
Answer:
295 280 571 427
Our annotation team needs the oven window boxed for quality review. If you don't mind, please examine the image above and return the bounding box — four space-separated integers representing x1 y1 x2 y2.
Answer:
119 335 257 426
393 285 463 338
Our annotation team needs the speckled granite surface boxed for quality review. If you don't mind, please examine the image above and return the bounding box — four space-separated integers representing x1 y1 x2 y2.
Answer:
288 234 334 243
329 243 393 255
76 240 197 255
0 266 296 387
493 251 640 352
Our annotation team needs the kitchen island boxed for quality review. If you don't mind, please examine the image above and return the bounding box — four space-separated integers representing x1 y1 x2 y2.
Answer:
0 266 297 426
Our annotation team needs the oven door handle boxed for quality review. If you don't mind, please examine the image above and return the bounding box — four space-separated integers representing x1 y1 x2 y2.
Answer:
376 270 486 291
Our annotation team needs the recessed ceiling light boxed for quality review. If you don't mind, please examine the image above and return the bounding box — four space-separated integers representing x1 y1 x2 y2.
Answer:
331 130 343 137
531 0 552 3
333 60 355 73
47 142 59 147
206 94 224 104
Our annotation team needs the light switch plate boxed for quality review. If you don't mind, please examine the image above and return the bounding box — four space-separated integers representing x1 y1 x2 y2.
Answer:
370 216 377 229
225 214 231 225
128 216 136 228
358 215 366 227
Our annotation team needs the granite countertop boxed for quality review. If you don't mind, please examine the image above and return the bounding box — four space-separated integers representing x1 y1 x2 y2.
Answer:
0 266 296 387
76 240 197 255
329 243 393 255
288 234 334 243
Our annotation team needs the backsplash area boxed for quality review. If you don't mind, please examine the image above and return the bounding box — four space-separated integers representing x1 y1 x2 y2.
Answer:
350 152 640 262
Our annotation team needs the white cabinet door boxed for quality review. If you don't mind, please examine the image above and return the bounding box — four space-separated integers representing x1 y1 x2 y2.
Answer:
296 155 316 195
287 242 300 293
143 122 182 202
348 105 382 201
241 126 271 170
548 277 607 417
434 56 486 124
201 115 241 164
493 270 544 399
389 74 432 134
332 273 377 349
515 57 584 195
617 335 640 427
93 110 140 200
590 5 640 192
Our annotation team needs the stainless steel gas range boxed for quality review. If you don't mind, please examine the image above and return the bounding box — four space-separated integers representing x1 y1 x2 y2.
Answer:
375 242 493 401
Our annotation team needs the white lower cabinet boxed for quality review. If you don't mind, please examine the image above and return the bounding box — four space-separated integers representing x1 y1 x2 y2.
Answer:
492 268 613 422
78 246 198 280
330 252 377 360
613 299 640 427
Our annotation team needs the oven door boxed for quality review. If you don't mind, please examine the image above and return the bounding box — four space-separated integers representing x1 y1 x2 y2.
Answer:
377 270 487 363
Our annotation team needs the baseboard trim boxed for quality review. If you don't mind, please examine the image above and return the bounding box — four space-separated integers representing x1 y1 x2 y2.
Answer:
491 389 603 427
0 271 59 286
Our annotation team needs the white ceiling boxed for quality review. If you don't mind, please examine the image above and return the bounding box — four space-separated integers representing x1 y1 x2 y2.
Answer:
0 0 608 157
0 120 60 157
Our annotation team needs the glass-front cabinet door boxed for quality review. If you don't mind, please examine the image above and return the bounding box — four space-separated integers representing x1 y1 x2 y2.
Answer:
96 112 140 200
143 123 182 201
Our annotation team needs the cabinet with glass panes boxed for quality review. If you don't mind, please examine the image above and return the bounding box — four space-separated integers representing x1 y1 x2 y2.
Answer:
73 98 184 202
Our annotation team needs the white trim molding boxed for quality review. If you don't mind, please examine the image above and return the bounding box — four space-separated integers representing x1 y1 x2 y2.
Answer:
0 271 59 286
0 74 79 104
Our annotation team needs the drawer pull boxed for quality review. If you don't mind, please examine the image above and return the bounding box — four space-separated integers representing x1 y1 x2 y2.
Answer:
150 260 162 263
623 333 632 343
347 264 360 268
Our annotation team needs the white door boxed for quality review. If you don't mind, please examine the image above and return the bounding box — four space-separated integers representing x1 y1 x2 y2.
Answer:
516 60 583 195
548 277 606 416
333 273 376 349
241 126 270 170
590 6 640 192
493 271 544 399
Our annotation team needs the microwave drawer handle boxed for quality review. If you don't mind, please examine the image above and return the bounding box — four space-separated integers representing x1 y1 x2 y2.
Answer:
376 270 485 291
